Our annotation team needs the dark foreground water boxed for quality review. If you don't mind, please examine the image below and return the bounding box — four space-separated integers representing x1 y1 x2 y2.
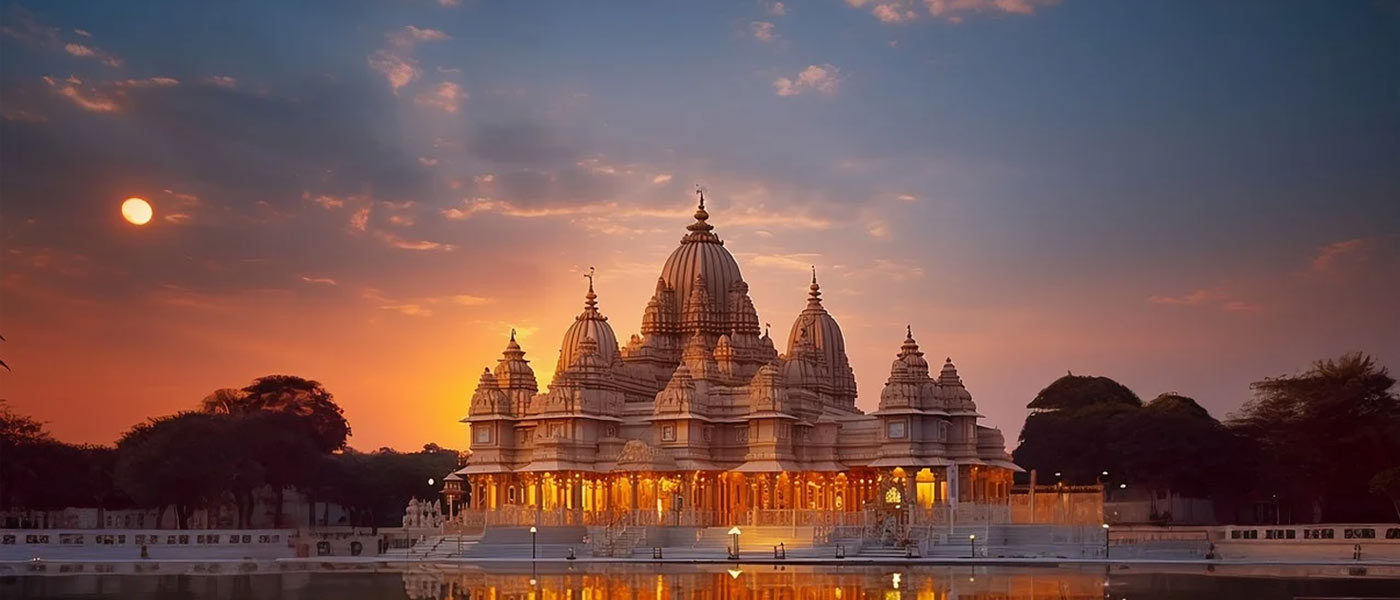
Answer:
3 563 1398 599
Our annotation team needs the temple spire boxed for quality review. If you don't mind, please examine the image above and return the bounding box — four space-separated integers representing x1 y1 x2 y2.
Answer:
806 266 823 309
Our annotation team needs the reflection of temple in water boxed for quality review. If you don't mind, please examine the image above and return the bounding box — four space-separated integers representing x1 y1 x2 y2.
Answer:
418 564 1108 600
452 194 1020 530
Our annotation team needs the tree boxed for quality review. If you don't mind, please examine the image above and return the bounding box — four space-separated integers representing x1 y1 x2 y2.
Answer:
1027 374 1142 412
115 413 237 529
1230 352 1400 522
1368 467 1400 521
232 411 322 528
1015 374 1142 484
201 375 350 453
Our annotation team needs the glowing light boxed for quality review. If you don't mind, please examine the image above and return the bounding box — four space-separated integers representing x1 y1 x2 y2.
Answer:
728 526 742 535
428 478 435 486
121 197 153 225
727 569 742 579
891 572 901 589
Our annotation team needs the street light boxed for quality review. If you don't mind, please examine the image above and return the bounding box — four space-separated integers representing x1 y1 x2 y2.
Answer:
530 525 538 559
1102 523 1110 558
728 526 742 559
968 534 976 558
428 478 435 486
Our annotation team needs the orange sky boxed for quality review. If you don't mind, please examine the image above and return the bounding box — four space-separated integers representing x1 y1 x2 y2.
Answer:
2 0 1398 452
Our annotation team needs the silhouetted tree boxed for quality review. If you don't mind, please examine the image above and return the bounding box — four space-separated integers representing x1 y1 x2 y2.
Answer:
1371 467 1400 521
1229 352 1400 522
115 413 237 529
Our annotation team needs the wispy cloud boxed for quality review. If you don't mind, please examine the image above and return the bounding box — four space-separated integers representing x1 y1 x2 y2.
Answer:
651 174 673 184
373 230 456 252
204 75 237 89
368 25 451 93
773 64 842 97
301 276 338 286
846 0 1059 23
767 1 787 16
1304 238 1369 275
1148 287 1260 313
63 42 122 67
3 9 121 67
751 21 777 42
415 81 466 113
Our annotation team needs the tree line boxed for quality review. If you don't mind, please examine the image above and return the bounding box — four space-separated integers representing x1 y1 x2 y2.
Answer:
1013 352 1400 523
1 375 461 531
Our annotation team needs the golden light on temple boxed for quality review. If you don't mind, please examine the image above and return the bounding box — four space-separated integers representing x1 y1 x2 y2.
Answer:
121 197 152 225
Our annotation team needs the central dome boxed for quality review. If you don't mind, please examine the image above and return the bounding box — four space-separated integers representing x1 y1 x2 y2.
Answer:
658 195 744 326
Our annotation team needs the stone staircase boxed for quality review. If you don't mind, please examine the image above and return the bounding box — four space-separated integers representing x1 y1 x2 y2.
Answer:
692 526 818 557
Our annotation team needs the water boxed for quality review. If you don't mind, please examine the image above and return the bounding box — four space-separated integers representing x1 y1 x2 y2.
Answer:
3 563 1398 599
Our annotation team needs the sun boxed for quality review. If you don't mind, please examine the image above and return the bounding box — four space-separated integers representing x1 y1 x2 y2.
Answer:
121 197 153 225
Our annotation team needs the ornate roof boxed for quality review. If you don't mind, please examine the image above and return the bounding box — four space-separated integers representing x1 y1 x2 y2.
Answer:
657 192 745 333
494 329 537 392
555 272 619 374
786 267 857 400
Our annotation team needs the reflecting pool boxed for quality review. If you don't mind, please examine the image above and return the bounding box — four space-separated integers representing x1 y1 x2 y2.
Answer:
3 562 1398 599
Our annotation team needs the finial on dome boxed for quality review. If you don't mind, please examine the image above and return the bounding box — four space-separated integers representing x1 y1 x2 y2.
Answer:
685 185 715 236
806 268 823 308
510 328 516 342
583 266 599 311
906 324 913 340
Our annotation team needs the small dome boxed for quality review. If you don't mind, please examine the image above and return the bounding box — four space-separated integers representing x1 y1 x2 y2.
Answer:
494 329 537 391
889 326 929 378
469 367 510 416
556 276 619 373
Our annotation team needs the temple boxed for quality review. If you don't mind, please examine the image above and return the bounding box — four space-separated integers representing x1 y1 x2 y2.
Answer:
451 193 1020 529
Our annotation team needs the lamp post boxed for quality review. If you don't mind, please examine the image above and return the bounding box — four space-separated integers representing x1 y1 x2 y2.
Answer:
728 526 742 559
530 525 538 559
1102 523 1110 558
968 534 976 558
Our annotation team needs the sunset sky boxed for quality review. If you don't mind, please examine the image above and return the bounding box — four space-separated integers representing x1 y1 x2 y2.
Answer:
2 0 1397 451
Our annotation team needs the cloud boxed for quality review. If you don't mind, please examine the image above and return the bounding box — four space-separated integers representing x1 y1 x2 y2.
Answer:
1148 287 1260 313
751 21 777 42
651 174 673 184
368 26 451 93
767 2 788 16
846 0 1058 23
866 220 891 238
301 276 338 286
379 303 432 317
1305 238 1368 275
451 294 492 306
773 64 842 97
364 288 492 317
415 81 466 113
746 252 822 272
349 207 371 231
63 42 122 67
895 194 917 202
924 0 1059 20
3 9 120 67
872 3 919 23
306 193 346 209
204 75 237 89
373 230 456 252
39 75 180 113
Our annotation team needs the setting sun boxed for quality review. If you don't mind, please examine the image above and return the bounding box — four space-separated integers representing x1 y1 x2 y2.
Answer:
121 197 152 225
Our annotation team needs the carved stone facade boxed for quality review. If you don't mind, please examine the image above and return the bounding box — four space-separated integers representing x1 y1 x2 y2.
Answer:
455 195 1020 527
